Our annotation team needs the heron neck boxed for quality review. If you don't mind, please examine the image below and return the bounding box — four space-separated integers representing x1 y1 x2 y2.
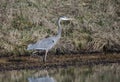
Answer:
57 18 62 38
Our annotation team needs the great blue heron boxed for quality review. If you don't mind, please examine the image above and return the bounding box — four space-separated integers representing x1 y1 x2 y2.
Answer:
27 16 72 62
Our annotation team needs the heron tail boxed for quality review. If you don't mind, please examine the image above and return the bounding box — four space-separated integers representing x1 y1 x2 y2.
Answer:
27 44 34 50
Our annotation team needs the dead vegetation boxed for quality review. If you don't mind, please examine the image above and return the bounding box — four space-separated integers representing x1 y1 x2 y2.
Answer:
0 0 120 55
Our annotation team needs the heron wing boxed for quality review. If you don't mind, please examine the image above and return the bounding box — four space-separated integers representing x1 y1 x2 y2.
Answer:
33 37 55 50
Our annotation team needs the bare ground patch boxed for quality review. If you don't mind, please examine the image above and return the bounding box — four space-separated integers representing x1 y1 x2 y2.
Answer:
0 53 120 71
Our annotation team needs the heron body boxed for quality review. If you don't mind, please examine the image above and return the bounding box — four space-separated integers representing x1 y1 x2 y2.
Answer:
27 16 72 62
27 36 60 50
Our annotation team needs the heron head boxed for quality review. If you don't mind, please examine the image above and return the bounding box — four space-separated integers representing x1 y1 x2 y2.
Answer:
60 16 73 21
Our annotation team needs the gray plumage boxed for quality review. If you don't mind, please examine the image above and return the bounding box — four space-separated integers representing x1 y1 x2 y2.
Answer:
27 16 72 62
27 36 60 50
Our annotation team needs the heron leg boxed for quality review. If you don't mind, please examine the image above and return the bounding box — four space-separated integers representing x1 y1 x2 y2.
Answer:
43 50 48 63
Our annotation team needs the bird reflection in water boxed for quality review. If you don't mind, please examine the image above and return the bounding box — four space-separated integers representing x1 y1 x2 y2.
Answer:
28 70 55 82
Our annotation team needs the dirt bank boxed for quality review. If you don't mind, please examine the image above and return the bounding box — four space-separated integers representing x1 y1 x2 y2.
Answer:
0 53 120 71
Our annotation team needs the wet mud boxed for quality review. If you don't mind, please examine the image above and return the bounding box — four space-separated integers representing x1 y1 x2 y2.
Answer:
0 53 120 71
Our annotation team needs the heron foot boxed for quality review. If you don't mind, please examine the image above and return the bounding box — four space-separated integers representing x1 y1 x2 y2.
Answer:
43 56 46 63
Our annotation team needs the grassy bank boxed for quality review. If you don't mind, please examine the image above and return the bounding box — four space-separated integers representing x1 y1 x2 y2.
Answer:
0 0 120 55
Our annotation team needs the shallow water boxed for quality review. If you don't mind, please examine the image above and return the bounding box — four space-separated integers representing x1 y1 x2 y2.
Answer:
0 64 120 82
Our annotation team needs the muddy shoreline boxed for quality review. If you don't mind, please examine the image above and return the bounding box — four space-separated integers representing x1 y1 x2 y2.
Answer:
0 53 120 71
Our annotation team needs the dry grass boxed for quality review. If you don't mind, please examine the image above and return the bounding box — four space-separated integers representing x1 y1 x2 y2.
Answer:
0 0 120 55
